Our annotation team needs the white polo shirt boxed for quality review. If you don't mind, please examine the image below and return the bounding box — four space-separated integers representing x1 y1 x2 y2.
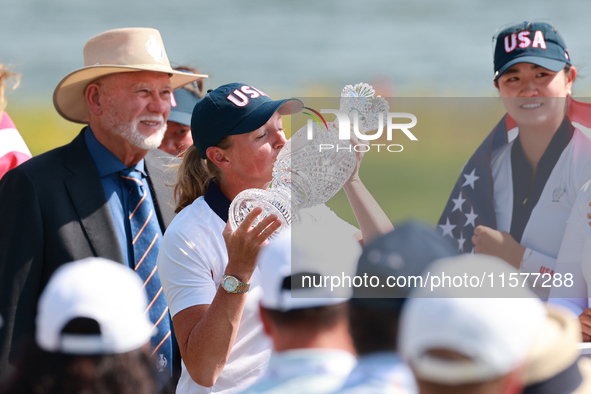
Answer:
158 194 271 394
336 352 417 394
158 183 359 394
548 179 591 315
240 349 356 394
491 127 591 299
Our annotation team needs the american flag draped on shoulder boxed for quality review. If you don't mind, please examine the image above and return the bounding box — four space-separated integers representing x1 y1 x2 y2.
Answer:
0 111 31 180
438 98 591 253
437 115 511 253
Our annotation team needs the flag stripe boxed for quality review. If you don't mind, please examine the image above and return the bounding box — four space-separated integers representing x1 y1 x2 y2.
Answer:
0 128 32 158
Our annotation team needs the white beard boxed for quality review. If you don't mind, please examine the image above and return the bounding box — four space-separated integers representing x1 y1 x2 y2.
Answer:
106 114 167 150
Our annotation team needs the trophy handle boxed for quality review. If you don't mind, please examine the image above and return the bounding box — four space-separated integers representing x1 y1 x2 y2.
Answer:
228 188 294 236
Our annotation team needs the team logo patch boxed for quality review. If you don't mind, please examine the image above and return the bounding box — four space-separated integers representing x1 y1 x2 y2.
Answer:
146 35 164 62
552 184 566 202
157 353 168 372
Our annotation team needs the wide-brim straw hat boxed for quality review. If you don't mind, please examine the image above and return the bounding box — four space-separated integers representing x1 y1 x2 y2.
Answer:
53 27 208 124
524 306 591 393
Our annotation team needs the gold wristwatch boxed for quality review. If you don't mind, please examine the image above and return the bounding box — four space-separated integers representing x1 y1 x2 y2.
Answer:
221 275 250 293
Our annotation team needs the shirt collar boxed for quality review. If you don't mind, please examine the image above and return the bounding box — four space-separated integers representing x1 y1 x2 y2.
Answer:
84 127 145 176
204 180 231 222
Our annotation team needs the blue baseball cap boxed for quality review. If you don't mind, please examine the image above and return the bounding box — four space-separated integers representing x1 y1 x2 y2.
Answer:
493 20 571 82
351 221 458 309
191 83 303 158
168 88 200 126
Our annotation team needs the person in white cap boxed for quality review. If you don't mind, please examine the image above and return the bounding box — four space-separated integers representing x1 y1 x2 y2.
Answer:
0 28 206 386
399 254 552 394
239 223 360 394
0 257 157 394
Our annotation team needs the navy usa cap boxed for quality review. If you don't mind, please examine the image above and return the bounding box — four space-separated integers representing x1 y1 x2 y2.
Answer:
191 83 303 158
351 221 458 310
168 88 200 126
493 20 571 82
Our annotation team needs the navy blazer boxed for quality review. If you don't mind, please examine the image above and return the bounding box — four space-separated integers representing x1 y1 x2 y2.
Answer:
0 130 177 370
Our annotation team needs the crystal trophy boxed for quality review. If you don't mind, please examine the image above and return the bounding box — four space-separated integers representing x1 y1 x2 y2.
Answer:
228 83 390 234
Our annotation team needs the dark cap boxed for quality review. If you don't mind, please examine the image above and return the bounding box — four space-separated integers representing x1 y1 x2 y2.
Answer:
351 221 457 309
169 88 200 126
191 83 303 158
493 20 571 81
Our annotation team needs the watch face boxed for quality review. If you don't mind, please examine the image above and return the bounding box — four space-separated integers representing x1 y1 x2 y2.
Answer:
224 276 239 292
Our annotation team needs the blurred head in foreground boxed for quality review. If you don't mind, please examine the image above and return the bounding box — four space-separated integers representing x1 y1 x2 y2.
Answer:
242 223 360 394
400 254 547 394
337 221 456 394
523 304 591 393
257 222 360 351
349 221 457 354
0 258 157 394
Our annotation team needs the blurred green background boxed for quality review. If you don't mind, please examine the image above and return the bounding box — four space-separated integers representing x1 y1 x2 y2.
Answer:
8 97 506 228
289 98 507 227
5 0 591 229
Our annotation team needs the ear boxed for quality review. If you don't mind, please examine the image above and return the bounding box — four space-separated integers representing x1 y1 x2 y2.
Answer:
493 80 500 90
206 146 231 168
566 66 577 92
85 83 103 116
258 303 273 337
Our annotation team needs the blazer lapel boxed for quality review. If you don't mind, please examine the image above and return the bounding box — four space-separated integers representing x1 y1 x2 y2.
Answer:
64 131 124 264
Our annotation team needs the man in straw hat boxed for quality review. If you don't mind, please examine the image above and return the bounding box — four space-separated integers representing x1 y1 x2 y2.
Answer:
0 28 206 387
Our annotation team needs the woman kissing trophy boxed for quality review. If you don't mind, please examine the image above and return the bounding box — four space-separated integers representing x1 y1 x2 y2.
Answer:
228 82 390 235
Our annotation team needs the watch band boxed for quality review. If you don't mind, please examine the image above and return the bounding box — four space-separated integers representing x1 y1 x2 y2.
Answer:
234 283 250 293
221 275 250 293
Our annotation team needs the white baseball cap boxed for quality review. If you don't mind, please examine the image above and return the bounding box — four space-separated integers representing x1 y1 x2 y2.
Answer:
36 257 154 355
399 254 547 385
257 223 361 311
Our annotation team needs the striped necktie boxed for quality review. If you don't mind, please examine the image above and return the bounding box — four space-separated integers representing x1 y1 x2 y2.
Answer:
120 168 172 380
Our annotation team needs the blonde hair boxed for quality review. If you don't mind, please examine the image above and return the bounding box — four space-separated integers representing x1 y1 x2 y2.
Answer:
0 64 20 115
173 137 233 213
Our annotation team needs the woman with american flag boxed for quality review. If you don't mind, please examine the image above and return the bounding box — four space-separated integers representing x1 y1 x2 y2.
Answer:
0 64 31 180
439 20 591 300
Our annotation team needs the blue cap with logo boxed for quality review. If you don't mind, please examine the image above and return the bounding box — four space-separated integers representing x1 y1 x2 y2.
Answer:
493 20 571 81
169 88 200 126
191 83 303 158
